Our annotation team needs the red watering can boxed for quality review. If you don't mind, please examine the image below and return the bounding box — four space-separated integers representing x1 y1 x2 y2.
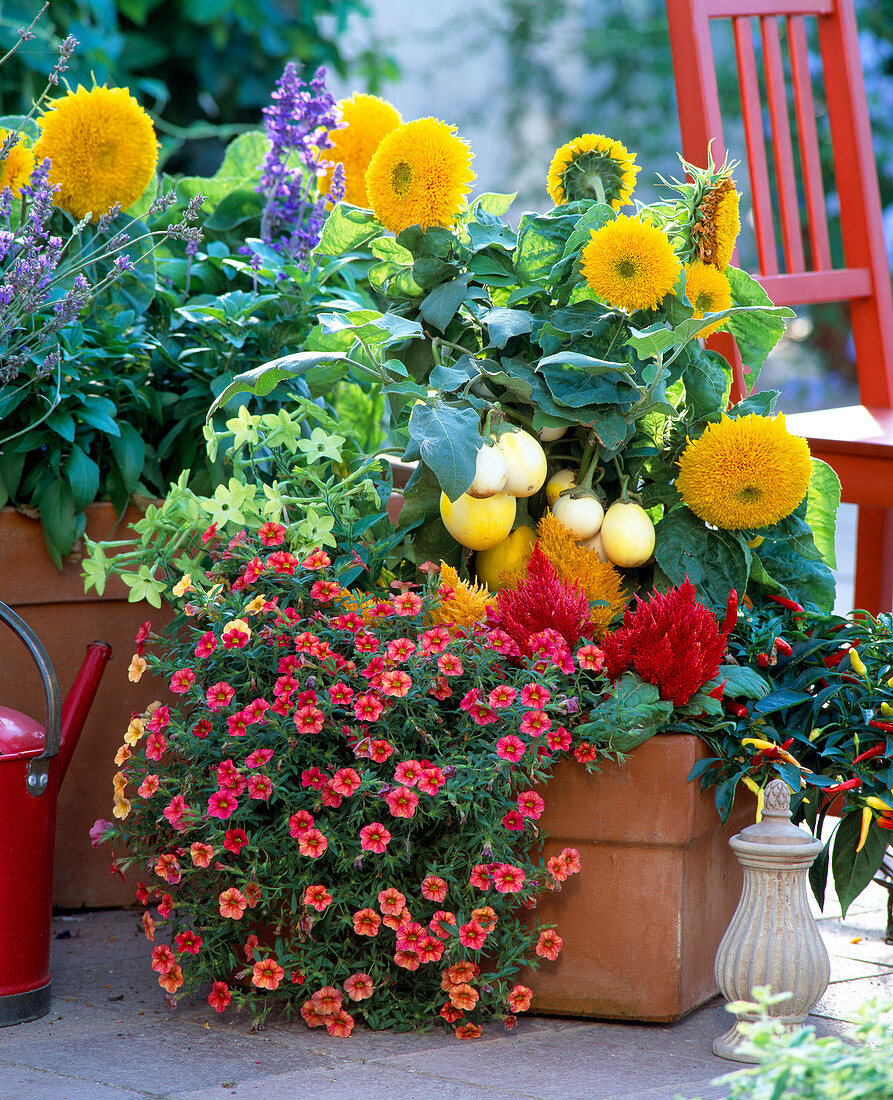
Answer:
0 600 111 1026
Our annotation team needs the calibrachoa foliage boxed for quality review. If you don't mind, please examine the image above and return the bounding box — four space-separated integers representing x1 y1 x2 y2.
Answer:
95 536 629 1035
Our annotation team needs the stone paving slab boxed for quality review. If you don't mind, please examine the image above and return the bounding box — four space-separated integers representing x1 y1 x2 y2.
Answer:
1 880 890 1100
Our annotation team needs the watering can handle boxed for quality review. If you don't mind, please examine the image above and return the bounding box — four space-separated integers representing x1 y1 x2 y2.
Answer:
0 600 61 798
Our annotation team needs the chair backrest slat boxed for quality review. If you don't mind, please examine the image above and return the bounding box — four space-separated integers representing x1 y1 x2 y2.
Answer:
761 267 872 305
707 0 833 16
734 17 778 274
761 16 806 272
787 14 832 270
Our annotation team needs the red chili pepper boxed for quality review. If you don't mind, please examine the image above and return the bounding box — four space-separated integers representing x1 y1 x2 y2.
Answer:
852 744 887 765
878 816 893 830
774 637 793 657
823 648 851 668
822 777 862 796
724 700 748 719
767 594 805 613
722 589 738 635
868 720 893 733
757 652 770 668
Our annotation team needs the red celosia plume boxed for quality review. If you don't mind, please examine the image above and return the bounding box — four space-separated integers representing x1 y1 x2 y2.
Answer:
486 545 592 657
602 577 727 706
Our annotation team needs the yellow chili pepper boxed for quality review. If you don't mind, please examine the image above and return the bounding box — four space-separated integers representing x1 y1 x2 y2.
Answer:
864 795 893 812
742 776 765 822
856 806 873 852
849 648 869 678
881 702 893 717
742 738 775 752
809 727 823 742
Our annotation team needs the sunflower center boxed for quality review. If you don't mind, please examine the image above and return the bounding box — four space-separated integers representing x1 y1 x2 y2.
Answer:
737 485 763 503
694 292 713 312
390 160 413 195
616 259 637 280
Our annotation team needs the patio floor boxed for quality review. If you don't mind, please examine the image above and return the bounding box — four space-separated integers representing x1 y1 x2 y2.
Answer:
1 876 891 1100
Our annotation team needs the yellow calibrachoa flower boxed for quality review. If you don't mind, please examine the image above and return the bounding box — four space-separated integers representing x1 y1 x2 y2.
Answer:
127 654 147 683
0 130 34 196
172 573 193 597
124 717 145 746
113 770 127 795
692 177 740 270
581 214 681 313
676 413 813 530
244 594 267 616
34 85 158 221
320 93 402 208
429 562 494 631
365 117 475 234
547 133 638 209
683 259 732 338
113 794 132 820
535 513 626 641
114 744 132 766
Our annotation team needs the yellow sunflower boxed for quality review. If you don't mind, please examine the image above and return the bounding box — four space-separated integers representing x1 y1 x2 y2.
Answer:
676 413 813 530
429 562 494 631
683 259 732 338
34 85 158 221
692 177 740 270
547 133 638 209
365 117 475 234
0 131 34 196
535 512 626 640
581 214 681 313
319 93 402 208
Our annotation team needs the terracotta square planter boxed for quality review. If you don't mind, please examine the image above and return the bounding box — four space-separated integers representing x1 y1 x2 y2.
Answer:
0 504 169 908
522 735 754 1022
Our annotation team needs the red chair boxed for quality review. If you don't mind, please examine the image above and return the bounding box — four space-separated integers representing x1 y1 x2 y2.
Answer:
666 0 893 614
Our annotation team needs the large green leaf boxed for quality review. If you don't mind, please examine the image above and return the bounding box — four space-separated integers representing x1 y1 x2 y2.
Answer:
207 352 358 417
109 422 147 494
419 276 471 332
682 346 730 420
725 266 792 387
406 402 482 502
36 480 78 566
483 307 533 349
514 211 578 285
315 204 381 256
832 810 888 917
710 663 771 700
654 506 751 611
755 530 836 613
806 459 841 570
64 446 100 513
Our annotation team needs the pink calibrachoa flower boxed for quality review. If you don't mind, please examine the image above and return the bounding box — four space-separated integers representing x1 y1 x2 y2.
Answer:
206 681 235 711
217 759 246 793
387 637 416 661
257 520 286 546
243 934 260 961
382 908 411 931
421 874 448 903
252 958 285 990
267 550 297 574
169 668 195 694
496 735 525 762
134 619 151 655
151 944 175 973
574 741 600 763
310 579 341 602
331 767 361 797
393 759 423 786
288 810 314 838
377 887 406 916
154 853 181 884
562 846 582 873
470 906 498 932
157 894 174 918
536 928 564 960
319 779 343 809
145 732 167 761
303 884 333 912
520 683 551 708
448 982 479 1011
419 626 450 655
141 912 155 941
385 786 418 819
380 669 412 697
343 973 374 1001
548 854 569 882
417 765 446 795
207 790 238 820
393 949 420 971
246 774 273 801
469 865 493 891
428 676 452 701
392 591 422 616
352 908 381 936
159 964 184 994
195 631 217 659
437 652 463 677
301 767 325 790
488 684 517 708
221 619 252 649
298 828 328 858
223 828 249 855
546 726 572 752
491 863 526 893
455 1023 482 1040
326 1008 355 1038
367 739 394 763
163 795 190 830
429 910 457 939
208 981 231 1012
502 810 525 831
245 748 274 768
175 930 203 954
507 984 533 1013
200 522 218 544
218 887 248 919
328 682 354 706
354 692 383 722
191 718 212 739
416 934 446 964
302 549 331 570
189 842 214 868
520 709 551 736
517 790 545 819
137 774 160 798
293 705 325 735
459 921 488 950
354 631 379 654
226 711 250 737
395 921 424 951
243 698 270 725
244 882 261 910
577 643 605 671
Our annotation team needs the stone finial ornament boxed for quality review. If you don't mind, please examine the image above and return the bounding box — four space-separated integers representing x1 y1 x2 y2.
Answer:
713 778 830 1062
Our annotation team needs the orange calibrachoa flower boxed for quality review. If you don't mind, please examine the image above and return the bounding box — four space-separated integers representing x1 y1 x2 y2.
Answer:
218 887 248 920
252 958 285 990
